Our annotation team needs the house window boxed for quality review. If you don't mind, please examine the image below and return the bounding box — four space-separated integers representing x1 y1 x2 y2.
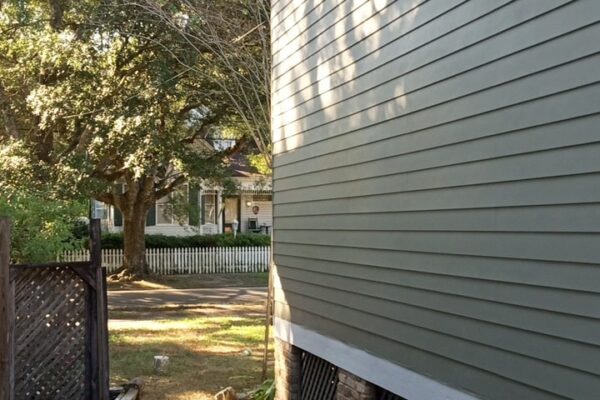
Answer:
92 200 108 219
202 192 217 224
212 139 236 151
156 185 189 225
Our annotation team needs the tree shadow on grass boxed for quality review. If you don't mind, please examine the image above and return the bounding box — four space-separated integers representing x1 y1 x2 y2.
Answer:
109 310 273 399
110 340 274 400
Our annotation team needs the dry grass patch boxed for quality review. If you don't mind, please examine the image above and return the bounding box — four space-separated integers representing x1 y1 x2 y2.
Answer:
109 304 272 400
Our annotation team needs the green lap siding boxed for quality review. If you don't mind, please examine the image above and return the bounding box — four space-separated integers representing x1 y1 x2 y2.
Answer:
272 1 600 399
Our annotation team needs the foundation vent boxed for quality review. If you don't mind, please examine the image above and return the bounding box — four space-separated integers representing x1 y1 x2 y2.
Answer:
300 351 338 400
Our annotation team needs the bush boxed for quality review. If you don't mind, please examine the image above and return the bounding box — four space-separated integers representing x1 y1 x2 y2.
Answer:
0 194 86 263
99 233 125 249
71 218 90 240
98 233 271 249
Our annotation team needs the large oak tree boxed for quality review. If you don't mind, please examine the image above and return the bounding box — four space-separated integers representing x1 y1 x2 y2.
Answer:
0 0 261 275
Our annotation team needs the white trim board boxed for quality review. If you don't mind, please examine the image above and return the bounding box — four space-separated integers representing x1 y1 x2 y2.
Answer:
274 317 480 400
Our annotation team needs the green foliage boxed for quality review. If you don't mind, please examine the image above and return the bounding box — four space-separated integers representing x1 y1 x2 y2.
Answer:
250 379 275 400
0 137 87 262
247 153 272 176
0 193 86 263
97 233 270 249
0 1 270 272
0 0 259 198
1 0 229 187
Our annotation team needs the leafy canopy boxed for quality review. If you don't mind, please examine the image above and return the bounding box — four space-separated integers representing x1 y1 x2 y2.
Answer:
0 0 243 205
0 0 264 263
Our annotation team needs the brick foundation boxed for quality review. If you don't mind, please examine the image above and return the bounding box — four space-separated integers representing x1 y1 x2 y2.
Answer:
336 369 377 400
274 338 302 400
274 339 379 400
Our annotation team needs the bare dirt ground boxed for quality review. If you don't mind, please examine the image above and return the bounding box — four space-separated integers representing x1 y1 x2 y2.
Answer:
109 303 272 400
108 272 272 399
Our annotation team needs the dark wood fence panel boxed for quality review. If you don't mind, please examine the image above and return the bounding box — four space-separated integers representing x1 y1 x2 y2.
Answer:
0 218 14 400
12 265 88 398
0 219 109 400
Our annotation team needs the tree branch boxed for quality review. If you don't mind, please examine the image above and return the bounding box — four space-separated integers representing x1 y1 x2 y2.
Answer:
48 0 66 31
154 174 187 199
0 84 20 139
96 192 116 206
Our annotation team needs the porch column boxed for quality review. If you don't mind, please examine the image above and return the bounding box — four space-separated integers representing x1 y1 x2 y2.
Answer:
217 190 223 233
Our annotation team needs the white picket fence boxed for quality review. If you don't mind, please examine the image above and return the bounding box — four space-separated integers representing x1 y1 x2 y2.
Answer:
59 246 271 275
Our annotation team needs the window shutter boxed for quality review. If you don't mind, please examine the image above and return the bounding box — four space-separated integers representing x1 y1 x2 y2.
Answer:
113 207 123 227
113 183 124 227
189 187 200 226
200 193 206 225
146 203 156 226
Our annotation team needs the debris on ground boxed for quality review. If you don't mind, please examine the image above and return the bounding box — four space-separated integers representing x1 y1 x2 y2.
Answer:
215 386 237 400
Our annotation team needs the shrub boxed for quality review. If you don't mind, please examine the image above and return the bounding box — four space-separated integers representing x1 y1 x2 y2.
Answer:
98 233 270 249
0 194 86 263
250 380 275 400
100 233 126 249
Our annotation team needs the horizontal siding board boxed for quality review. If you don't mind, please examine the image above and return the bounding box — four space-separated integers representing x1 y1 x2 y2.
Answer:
274 230 600 264
272 0 384 65
273 0 520 98
274 250 600 319
274 244 600 296
274 303 565 400
275 142 600 204
275 262 600 345
273 82 600 171
274 173 600 216
270 0 284 18
273 0 439 82
272 1 600 398
273 203 600 233
276 276 600 375
276 22 600 141
275 0 595 124
274 53 600 151
270 0 290 20
274 114 600 188
273 0 576 113
271 0 319 37
275 293 599 399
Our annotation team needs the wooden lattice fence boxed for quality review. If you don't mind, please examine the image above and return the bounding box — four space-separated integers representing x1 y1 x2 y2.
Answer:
0 219 109 400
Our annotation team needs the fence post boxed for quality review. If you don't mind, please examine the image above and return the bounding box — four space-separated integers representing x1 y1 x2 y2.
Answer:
0 218 14 400
89 219 109 400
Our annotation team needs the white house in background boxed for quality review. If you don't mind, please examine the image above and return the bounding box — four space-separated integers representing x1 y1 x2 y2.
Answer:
95 143 272 236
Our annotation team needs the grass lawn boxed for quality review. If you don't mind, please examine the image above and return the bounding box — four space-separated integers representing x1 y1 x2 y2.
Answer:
108 272 269 291
109 304 272 399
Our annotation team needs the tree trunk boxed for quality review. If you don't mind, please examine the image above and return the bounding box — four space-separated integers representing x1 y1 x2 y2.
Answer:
121 202 151 277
